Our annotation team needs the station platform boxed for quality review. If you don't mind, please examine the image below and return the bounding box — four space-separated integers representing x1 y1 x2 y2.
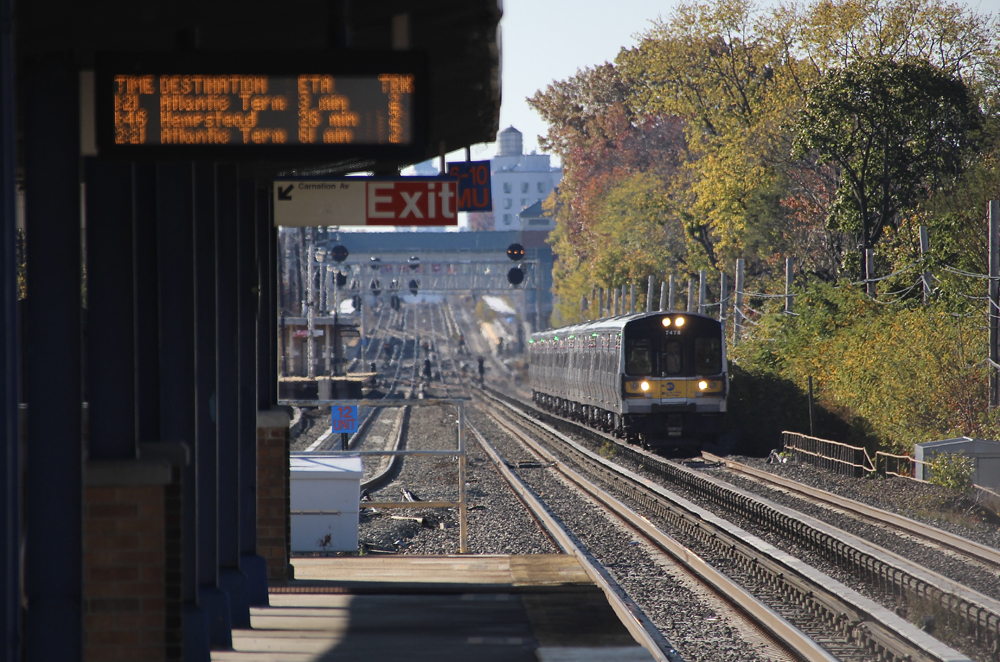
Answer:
211 554 654 662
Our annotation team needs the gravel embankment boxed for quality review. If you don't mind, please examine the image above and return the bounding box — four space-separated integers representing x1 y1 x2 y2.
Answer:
706 457 1000 603
359 403 558 556
466 408 779 662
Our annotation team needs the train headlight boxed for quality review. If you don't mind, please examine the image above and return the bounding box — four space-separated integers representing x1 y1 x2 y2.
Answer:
698 380 708 390
675 316 685 327
640 381 650 392
661 318 671 327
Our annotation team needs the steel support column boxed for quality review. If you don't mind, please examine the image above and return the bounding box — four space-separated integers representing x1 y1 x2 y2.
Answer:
193 163 231 647
157 163 209 662
237 178 267 605
85 159 136 459
215 164 250 627
23 56 82 662
0 0 19 656
135 164 160 442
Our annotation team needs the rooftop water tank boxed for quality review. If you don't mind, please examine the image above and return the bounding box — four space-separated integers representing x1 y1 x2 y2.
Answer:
497 126 522 157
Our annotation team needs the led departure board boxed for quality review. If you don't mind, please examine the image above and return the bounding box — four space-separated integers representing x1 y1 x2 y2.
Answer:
95 53 426 160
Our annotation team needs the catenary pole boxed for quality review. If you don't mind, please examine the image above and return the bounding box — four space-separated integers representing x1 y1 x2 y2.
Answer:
920 226 931 304
698 270 706 315
990 201 999 408
734 259 745 346
785 257 794 314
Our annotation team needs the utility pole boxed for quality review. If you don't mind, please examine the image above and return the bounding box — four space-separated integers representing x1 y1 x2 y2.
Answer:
659 281 667 312
611 288 617 316
621 285 626 314
598 287 604 318
865 248 876 298
646 275 654 313
580 294 587 321
668 275 675 311
719 272 727 326
920 226 931 304
698 270 706 315
990 201 999 408
785 257 794 314
734 259 745 346
306 228 315 378
629 283 635 314
687 278 695 313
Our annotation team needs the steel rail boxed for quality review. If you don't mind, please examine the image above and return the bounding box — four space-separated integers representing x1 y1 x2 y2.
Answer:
465 421 678 662
480 388 973 662
494 386 1000 658
702 452 1000 571
474 407 835 662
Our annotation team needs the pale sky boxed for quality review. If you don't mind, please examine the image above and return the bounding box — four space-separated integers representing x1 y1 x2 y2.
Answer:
473 0 1000 164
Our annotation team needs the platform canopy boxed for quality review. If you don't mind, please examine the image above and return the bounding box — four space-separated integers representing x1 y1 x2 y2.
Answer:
18 0 502 175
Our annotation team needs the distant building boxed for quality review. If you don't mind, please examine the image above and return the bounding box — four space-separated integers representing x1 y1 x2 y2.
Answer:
490 127 561 231
516 199 556 231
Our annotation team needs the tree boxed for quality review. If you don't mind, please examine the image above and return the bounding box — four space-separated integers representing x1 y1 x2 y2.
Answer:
797 56 981 281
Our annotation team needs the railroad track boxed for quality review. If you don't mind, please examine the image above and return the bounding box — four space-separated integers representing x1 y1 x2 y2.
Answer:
475 387 976 662
702 452 1000 574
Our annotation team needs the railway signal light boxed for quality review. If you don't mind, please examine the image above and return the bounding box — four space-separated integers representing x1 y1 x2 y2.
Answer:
370 279 381 296
390 294 400 310
335 271 347 288
370 256 381 270
507 243 524 261
408 279 419 295
408 256 420 270
331 245 349 263
507 266 524 286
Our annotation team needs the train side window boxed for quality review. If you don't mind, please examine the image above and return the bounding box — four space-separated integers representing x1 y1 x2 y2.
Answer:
625 338 652 375
694 337 722 374
662 341 682 375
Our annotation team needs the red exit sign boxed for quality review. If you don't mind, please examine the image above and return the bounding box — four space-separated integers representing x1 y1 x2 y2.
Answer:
273 177 458 226
366 180 457 225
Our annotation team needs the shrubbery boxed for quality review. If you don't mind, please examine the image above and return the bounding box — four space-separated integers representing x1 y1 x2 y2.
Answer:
928 452 975 492
729 282 998 455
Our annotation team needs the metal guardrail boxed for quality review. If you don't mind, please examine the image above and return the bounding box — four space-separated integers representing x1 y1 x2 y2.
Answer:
781 430 1000 502
284 398 469 553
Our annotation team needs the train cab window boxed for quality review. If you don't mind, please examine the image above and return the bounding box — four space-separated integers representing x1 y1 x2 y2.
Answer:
625 338 652 375
695 337 722 374
662 340 682 375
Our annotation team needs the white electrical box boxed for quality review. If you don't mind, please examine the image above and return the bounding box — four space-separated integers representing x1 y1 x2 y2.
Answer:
290 454 364 553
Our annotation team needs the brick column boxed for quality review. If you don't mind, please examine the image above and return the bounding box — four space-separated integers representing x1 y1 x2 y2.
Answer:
257 409 292 583
83 459 181 662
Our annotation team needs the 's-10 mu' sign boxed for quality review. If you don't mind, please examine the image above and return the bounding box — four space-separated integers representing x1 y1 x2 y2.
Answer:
274 177 458 227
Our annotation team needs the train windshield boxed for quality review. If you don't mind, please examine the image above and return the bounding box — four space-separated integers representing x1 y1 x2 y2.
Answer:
694 337 722 374
625 338 653 375
661 340 682 375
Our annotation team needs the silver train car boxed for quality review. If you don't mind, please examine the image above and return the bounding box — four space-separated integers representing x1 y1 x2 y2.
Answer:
528 311 727 448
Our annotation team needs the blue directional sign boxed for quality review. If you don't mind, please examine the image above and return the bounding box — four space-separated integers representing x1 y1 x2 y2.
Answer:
331 405 359 434
447 161 492 212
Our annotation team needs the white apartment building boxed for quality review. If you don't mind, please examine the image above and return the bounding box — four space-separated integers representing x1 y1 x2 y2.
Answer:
491 127 561 231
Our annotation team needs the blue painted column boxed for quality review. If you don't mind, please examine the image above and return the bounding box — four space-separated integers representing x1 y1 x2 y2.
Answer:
193 163 231 647
0 0 19 657
237 179 268 605
156 163 210 662
215 164 250 626
23 55 82 662
135 163 160 443
85 159 136 459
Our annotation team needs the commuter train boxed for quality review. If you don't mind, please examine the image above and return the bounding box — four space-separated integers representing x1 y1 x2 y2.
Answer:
528 311 727 449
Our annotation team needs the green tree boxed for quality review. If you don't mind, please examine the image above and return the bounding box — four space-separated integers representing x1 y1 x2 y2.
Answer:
797 57 981 280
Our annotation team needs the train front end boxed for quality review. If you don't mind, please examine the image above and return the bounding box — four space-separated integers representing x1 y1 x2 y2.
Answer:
620 313 726 448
